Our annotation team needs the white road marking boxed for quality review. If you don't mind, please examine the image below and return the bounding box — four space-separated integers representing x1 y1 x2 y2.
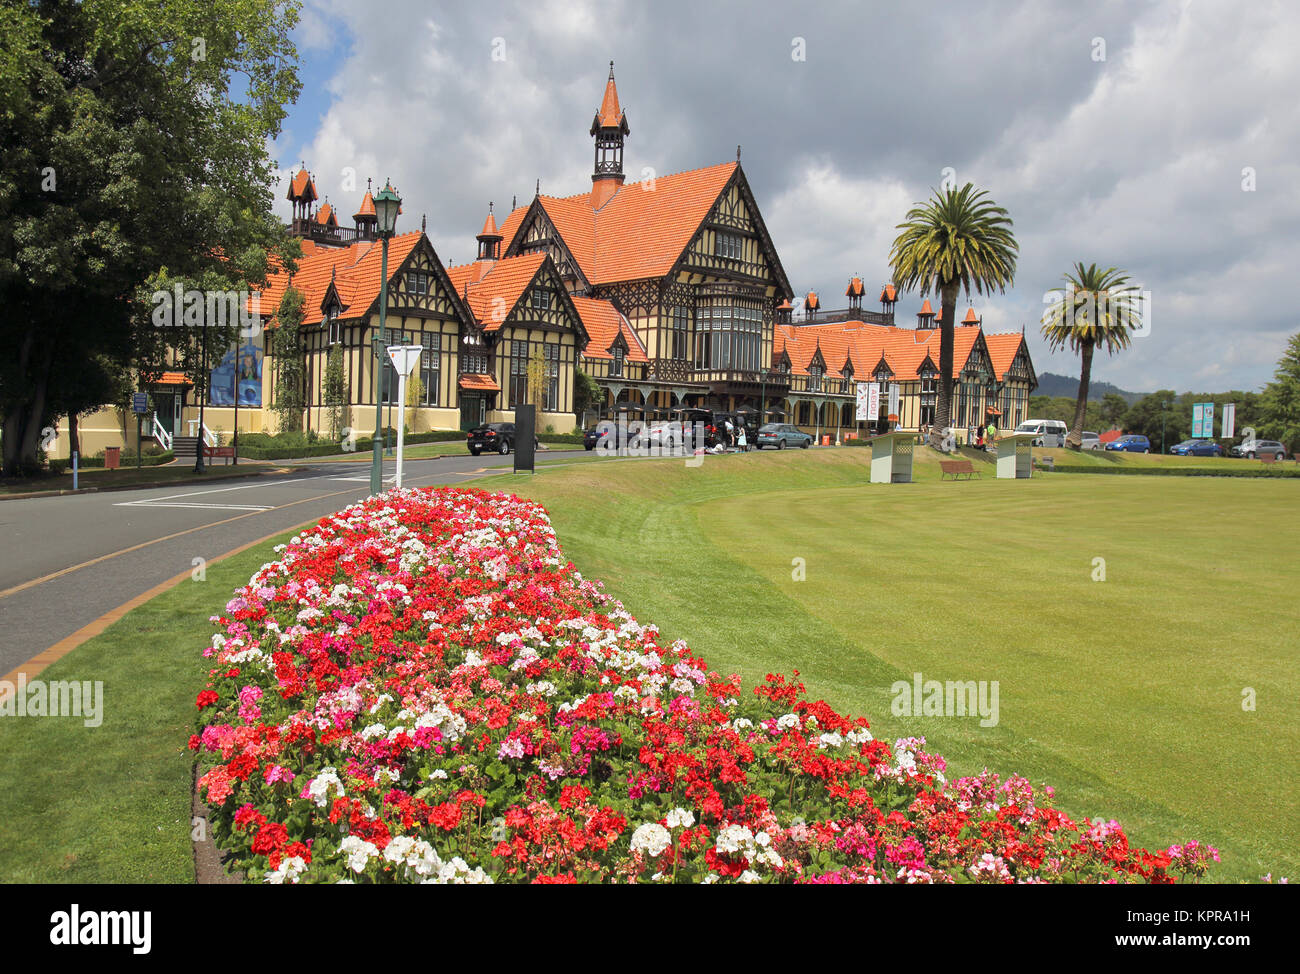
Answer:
115 501 276 511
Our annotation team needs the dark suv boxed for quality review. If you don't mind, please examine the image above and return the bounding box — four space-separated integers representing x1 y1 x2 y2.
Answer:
467 423 538 456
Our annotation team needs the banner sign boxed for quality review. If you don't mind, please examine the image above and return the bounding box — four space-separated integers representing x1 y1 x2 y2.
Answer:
1221 403 1235 439
1192 402 1215 438
888 385 900 421
855 383 870 421
132 392 149 414
867 382 881 421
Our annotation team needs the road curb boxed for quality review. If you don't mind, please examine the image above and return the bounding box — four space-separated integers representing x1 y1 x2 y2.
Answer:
0 465 305 501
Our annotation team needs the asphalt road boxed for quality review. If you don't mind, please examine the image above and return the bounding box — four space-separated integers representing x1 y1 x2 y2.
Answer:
0 451 581 676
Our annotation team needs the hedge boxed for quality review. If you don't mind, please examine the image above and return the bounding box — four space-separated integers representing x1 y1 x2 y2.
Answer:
1046 464 1300 479
49 451 174 473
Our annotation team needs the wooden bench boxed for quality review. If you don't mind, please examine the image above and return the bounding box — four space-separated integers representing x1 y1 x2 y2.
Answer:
939 459 980 480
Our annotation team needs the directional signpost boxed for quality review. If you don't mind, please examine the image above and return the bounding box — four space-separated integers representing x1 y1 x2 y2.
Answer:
132 392 149 471
385 345 424 490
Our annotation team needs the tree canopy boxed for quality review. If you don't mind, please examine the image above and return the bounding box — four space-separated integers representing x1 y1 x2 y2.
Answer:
0 0 302 474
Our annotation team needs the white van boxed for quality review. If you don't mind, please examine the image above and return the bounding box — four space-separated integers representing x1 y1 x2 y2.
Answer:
1015 419 1068 447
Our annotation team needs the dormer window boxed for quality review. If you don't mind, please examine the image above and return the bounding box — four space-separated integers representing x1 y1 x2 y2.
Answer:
611 345 625 377
808 364 824 392
841 367 854 393
532 287 551 310
325 307 342 345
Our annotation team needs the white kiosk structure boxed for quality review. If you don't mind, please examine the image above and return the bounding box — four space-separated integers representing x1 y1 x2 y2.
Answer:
867 432 916 484
995 432 1037 479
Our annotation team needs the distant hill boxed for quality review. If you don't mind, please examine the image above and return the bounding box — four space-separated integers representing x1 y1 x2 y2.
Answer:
1035 372 1146 404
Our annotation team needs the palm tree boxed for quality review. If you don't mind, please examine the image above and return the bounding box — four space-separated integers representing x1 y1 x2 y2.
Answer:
1039 263 1141 448
890 184 1018 446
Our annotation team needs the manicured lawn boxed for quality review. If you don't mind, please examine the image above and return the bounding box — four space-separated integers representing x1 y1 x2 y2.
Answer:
2 444 1292 882
485 446 1299 882
0 528 301 883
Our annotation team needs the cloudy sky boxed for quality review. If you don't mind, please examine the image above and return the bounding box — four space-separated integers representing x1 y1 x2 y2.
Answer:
270 0 1299 394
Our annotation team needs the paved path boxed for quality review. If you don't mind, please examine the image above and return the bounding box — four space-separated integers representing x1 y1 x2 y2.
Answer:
0 452 581 676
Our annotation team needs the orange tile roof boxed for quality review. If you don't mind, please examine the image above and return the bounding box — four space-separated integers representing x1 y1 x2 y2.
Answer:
963 306 980 324
571 296 648 362
499 161 739 284
846 277 865 297
773 318 991 382
984 332 1026 380
776 299 792 311
918 299 934 316
316 202 338 226
458 373 500 392
446 252 548 332
478 207 500 239
253 231 424 327
152 371 191 386
288 168 317 201
353 191 375 220
804 290 820 311
879 284 897 302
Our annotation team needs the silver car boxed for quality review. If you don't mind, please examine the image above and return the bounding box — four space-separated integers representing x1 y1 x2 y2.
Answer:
1080 431 1101 450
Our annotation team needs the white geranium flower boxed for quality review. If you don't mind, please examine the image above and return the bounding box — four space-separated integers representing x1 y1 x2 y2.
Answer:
630 823 672 858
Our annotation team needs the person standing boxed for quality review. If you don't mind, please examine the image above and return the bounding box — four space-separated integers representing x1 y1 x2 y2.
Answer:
737 421 748 452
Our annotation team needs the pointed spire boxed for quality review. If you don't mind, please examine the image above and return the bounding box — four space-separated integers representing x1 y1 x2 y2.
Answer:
477 201 503 260
535 178 540 197
593 60 627 130
421 213 426 232
512 194 517 210
737 144 742 162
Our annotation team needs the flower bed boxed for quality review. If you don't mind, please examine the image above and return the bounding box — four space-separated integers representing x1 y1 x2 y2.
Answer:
193 487 1218 883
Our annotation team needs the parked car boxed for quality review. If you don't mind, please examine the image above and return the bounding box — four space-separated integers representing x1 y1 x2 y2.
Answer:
756 423 813 450
1170 439 1224 457
1230 439 1288 460
1080 431 1101 451
582 426 601 451
1105 434 1151 453
1014 419 1068 448
466 422 537 456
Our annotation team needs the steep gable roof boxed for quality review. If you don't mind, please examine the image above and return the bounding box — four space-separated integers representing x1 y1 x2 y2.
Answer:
501 162 739 284
571 296 647 362
984 332 1028 380
446 252 548 332
253 231 429 327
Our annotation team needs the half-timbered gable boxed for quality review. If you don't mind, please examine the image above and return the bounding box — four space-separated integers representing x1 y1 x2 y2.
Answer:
485 65 795 421
446 251 590 428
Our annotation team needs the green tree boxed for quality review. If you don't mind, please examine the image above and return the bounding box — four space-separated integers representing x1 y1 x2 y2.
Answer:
1258 331 1300 450
1039 263 1142 449
271 288 305 434
573 368 601 425
1121 391 1187 450
324 342 347 441
0 0 301 475
890 183 1018 444
1099 392 1129 430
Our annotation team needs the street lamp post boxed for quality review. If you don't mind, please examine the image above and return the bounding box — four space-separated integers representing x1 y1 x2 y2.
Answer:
369 179 402 496
194 314 208 473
